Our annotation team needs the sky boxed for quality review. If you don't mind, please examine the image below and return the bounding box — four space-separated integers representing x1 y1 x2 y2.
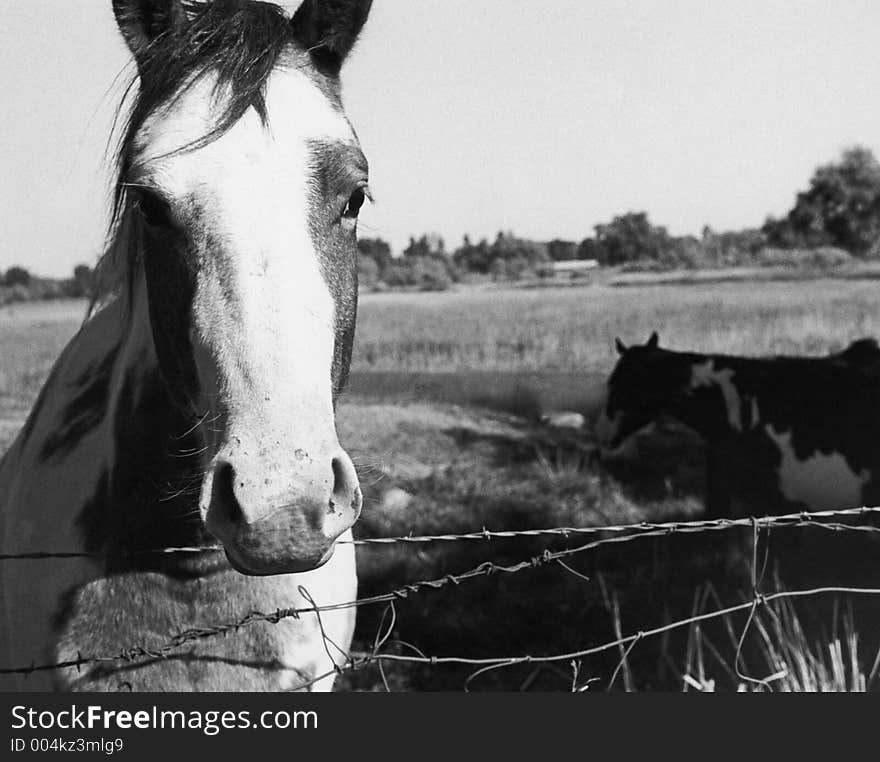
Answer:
2 0 880 276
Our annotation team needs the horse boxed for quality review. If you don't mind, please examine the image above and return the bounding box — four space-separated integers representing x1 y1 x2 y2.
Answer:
0 0 373 691
596 332 880 518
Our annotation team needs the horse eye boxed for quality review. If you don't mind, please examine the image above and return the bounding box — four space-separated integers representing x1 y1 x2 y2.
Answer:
342 188 365 220
137 190 173 229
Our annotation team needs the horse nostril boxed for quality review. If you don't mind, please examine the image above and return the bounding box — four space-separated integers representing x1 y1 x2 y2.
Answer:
330 455 361 515
212 460 244 527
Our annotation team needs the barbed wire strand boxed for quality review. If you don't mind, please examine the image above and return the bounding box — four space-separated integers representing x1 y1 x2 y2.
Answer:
1 505 878 562
287 584 880 692
308 512 876 691
2 508 879 681
346 586 880 671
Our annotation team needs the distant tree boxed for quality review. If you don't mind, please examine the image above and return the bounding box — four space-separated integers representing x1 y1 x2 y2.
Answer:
410 256 452 290
546 239 578 262
699 227 767 267
357 255 381 291
762 215 799 249
490 231 549 277
3 266 31 288
576 237 604 262
384 255 451 291
357 237 393 276
68 263 94 298
403 234 459 281
403 233 446 259
765 146 880 255
454 232 551 278
593 212 671 265
453 235 493 274
402 235 428 260
488 256 510 281
661 235 704 269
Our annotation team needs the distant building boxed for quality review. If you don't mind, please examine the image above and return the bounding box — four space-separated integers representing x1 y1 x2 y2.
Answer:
552 259 599 273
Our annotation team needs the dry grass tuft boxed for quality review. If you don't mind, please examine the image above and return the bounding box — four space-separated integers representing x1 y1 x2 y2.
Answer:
679 588 880 692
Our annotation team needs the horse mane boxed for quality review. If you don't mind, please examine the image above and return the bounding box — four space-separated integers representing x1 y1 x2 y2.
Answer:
831 338 880 378
91 0 303 316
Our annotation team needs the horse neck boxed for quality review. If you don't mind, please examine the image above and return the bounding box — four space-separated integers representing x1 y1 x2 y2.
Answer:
91 269 215 571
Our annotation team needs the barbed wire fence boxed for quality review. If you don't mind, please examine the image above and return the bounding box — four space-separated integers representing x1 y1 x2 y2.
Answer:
2 505 880 691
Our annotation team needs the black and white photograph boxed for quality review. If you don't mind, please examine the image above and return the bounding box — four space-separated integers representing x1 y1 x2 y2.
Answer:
2 0 880 706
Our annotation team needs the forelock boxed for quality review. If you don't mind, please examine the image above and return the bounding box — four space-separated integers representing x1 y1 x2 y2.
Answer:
95 1 339 313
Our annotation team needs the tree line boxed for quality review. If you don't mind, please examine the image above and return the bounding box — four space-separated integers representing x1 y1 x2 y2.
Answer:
0 264 93 307
358 145 880 290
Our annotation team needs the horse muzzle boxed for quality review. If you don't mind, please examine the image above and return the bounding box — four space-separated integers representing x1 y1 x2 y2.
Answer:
204 447 362 575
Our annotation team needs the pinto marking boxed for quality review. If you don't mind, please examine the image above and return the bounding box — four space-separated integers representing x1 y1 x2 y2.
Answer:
690 360 742 432
765 425 870 510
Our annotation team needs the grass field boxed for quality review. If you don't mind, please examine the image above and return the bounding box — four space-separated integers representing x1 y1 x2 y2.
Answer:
4 275 880 414
353 277 880 373
3 276 880 691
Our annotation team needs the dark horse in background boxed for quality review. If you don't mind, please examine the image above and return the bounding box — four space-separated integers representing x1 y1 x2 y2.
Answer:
0 0 373 691
596 333 880 519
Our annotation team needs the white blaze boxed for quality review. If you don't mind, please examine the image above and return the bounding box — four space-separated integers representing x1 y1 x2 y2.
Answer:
131 64 360 482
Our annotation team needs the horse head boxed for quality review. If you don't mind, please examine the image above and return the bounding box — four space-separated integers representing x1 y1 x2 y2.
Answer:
111 0 372 574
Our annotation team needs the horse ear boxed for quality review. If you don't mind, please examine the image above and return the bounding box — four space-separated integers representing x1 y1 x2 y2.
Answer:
615 338 628 355
291 0 373 75
647 332 659 349
112 0 186 61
